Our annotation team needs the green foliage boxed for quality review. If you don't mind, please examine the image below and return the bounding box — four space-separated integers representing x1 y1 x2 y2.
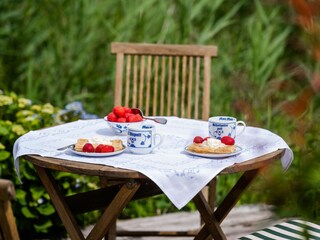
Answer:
0 91 101 238
246 0 291 94
1 0 280 116
253 114 320 221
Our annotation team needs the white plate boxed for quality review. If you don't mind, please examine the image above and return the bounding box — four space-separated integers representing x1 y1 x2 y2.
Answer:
184 145 243 158
69 146 126 157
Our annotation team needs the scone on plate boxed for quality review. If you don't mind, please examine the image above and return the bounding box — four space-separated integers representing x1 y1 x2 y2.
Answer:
74 138 89 151
186 137 235 154
74 137 124 152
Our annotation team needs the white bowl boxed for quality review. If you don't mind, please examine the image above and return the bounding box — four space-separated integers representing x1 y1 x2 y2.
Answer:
104 117 143 135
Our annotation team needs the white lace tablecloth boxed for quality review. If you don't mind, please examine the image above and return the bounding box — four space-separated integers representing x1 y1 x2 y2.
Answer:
13 117 293 209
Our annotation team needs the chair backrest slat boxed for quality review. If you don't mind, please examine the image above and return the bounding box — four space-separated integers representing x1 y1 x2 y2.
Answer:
153 56 159 116
167 56 173 116
112 42 218 120
203 56 211 120
160 57 166 116
138 55 145 109
133 55 138 107
195 57 200 119
124 55 131 107
114 53 124 107
145 56 152 116
173 56 180 117
181 56 187 118
187 56 193 119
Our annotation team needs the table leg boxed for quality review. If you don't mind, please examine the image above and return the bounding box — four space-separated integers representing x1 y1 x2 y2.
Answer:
86 180 140 240
193 192 226 240
99 177 117 240
34 165 85 240
194 168 261 240
104 223 116 240
34 165 141 240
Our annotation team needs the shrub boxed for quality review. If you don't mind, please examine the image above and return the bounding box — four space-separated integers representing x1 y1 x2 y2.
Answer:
0 91 100 238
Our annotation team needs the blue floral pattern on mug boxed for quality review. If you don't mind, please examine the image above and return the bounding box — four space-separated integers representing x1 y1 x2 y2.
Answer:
213 127 224 139
127 131 152 148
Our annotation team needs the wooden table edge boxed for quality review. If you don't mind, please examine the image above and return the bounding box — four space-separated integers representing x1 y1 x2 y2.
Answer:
24 149 285 178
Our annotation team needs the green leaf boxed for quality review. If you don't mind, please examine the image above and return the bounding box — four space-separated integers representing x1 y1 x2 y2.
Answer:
36 202 55 216
30 186 45 200
62 181 70 189
0 126 9 135
21 163 37 180
254 0 268 25
0 151 10 161
21 206 36 218
15 189 27 205
34 219 53 233
55 171 73 179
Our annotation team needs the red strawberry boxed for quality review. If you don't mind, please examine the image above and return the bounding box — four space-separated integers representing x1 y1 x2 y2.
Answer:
117 117 126 122
127 114 137 122
101 145 115 153
95 144 104 153
113 106 125 118
125 113 133 120
124 107 132 114
221 136 235 145
134 114 143 122
107 112 117 122
203 136 211 141
193 136 204 144
82 143 95 152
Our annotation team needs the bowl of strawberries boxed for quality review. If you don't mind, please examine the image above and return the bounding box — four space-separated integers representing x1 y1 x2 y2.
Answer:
104 106 144 135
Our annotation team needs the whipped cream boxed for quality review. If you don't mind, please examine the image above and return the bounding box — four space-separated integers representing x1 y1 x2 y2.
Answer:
201 138 226 148
90 136 113 145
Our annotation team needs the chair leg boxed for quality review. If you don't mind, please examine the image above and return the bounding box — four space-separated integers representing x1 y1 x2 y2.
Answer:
0 200 20 240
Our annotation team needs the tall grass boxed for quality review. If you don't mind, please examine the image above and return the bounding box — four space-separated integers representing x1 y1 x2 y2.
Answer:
0 0 290 117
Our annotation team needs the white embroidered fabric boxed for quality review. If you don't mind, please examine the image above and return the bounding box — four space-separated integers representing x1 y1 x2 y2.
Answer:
13 117 293 209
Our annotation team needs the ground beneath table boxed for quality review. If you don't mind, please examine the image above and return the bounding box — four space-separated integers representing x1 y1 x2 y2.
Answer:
80 204 285 240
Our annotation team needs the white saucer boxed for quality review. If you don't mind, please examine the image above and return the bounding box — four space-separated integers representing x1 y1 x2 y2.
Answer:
69 146 126 157
184 145 243 158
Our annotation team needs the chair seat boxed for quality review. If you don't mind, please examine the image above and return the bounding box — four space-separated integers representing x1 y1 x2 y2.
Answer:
240 219 320 240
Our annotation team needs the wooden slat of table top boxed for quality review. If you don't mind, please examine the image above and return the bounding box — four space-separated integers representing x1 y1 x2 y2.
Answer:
25 149 284 178
25 155 146 179
220 149 284 174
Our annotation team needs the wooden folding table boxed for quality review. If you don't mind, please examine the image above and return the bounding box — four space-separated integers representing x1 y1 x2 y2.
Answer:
24 148 284 240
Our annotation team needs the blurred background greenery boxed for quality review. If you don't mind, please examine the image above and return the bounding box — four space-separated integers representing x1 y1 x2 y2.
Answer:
1 0 320 238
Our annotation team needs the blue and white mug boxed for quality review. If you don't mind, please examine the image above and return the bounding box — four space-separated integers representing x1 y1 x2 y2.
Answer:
208 116 246 140
127 124 163 154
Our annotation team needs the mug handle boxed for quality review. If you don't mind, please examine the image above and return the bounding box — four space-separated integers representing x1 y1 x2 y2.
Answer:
236 121 246 137
154 133 163 148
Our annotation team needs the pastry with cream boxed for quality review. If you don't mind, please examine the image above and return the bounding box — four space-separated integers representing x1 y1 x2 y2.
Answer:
187 136 235 154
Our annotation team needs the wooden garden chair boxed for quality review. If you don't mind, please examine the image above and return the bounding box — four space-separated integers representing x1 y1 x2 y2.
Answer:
108 42 218 238
0 179 19 240
240 219 320 239
112 42 217 120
